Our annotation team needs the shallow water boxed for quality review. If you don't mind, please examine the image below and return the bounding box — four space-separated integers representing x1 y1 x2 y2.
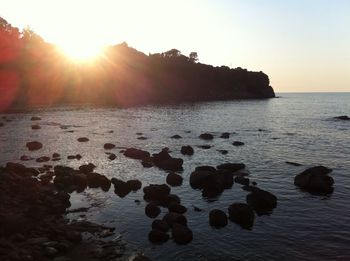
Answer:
0 93 349 260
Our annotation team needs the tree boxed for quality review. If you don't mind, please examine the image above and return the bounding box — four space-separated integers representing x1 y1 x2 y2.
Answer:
189 52 198 63
163 49 181 58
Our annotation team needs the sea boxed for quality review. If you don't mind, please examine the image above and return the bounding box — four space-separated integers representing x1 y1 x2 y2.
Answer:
0 92 349 260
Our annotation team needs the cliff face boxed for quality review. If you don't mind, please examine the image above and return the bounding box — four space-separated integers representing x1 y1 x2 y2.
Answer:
0 18 275 110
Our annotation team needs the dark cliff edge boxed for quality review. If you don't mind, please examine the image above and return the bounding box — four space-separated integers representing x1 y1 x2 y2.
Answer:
0 17 275 111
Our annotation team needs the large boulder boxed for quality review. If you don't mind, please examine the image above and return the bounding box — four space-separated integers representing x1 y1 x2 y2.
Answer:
228 203 255 229
145 203 161 218
152 149 183 171
181 145 194 156
26 141 43 151
246 188 277 215
86 173 111 191
79 163 96 174
209 209 228 228
163 212 187 227
124 148 150 160
189 171 214 189
168 203 187 214
294 166 334 194
143 184 171 202
148 229 169 244
166 173 183 186
111 178 132 197
171 223 193 244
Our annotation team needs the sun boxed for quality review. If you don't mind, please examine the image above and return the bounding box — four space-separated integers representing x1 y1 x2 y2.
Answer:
57 42 105 63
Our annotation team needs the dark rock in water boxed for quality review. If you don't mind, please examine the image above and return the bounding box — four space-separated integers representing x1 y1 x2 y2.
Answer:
181 145 194 156
166 173 183 186
31 124 41 130
171 135 182 139
0 122 4 127
79 163 96 174
141 157 154 168
165 194 181 206
77 137 89 142
171 223 193 244
86 173 111 191
20 155 33 161
152 219 170 232
217 163 245 172
36 156 50 163
5 162 39 176
143 184 171 202
124 148 150 160
286 161 302 166
193 206 202 212
111 178 131 197
168 203 187 214
152 149 183 171
216 169 234 189
209 209 228 228
190 171 214 189
195 166 216 172
220 132 230 139
108 153 117 160
145 203 161 218
232 141 245 146
235 176 250 186
127 179 142 191
252 181 257 186
246 187 277 215
67 154 82 160
136 132 143 135
26 141 43 151
197 145 212 149
218 149 228 155
199 133 214 140
52 153 60 158
163 212 187 227
104 143 116 150
148 229 169 244
31 116 41 121
228 203 255 229
138 136 148 140
334 115 350 120
294 166 334 194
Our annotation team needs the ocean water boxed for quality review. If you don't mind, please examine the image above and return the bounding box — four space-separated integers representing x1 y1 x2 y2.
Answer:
0 92 349 260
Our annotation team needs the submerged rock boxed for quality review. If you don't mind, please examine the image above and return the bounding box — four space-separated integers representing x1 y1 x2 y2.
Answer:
26 141 43 151
181 145 194 156
31 124 41 130
199 133 214 140
217 163 245 172
228 203 255 229
31 116 41 121
217 149 228 155
334 115 349 120
220 132 230 139
104 143 116 150
209 209 228 228
294 166 334 194
77 137 89 142
286 161 302 166
36 156 50 163
171 135 182 139
234 176 250 186
232 141 245 146
124 148 150 160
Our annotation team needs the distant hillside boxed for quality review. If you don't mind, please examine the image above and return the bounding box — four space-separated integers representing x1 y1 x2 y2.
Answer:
0 17 275 110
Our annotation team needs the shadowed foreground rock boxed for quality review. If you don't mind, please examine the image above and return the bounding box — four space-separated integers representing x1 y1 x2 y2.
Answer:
209 209 228 228
294 166 334 194
228 203 255 229
246 187 277 215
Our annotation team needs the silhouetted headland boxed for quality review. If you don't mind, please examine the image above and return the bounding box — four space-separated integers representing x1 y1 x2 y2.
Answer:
0 17 275 111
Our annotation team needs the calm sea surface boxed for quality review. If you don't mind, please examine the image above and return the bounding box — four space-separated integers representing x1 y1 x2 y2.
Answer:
0 93 349 260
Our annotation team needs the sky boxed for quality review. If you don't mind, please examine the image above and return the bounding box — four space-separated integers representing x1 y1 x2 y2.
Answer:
1 0 349 92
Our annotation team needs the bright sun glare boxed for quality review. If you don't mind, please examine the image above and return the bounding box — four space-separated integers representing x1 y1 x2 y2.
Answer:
58 42 105 62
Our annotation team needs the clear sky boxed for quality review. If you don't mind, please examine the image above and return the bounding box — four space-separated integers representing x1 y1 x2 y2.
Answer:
1 0 349 92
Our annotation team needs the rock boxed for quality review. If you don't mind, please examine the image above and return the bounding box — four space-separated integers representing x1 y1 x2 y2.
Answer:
145 203 161 218
104 143 116 150
26 141 43 151
52 153 60 158
246 188 277 215
165 194 181 206
286 161 302 166
31 124 41 130
172 223 193 244
87 173 111 191
220 132 230 139
199 133 214 140
209 209 228 228
108 153 116 160
217 163 245 172
163 212 187 227
216 169 234 189
124 148 150 160
111 178 131 197
127 179 142 191
190 171 214 189
197 145 211 149
181 145 194 156
36 156 50 163
152 149 183 171
195 166 216 172
193 206 202 212
152 219 170 232
79 163 96 174
168 203 187 214
77 137 89 142
234 176 250 186
232 141 245 146
171 135 182 139
133 255 152 261
137 136 148 140
0 122 4 127
67 154 82 160
166 173 183 186
334 115 350 120
44 246 58 257
228 203 255 229
148 229 169 244
141 158 153 168
217 149 228 155
20 155 33 161
143 184 171 202
294 166 334 194
30 116 41 121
